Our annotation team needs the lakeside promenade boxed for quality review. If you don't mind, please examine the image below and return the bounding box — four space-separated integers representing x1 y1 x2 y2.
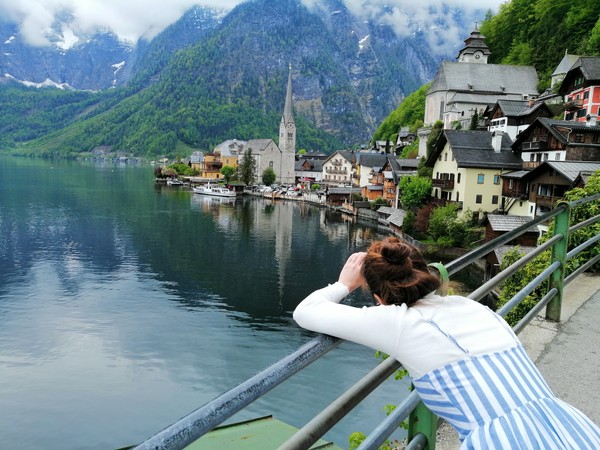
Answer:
435 273 600 449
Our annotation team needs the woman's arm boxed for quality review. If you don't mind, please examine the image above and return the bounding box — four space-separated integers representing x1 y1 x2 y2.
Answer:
293 252 404 354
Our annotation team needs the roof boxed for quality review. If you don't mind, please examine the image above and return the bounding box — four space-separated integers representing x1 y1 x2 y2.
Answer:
551 54 580 77
485 214 539 232
376 207 407 227
324 150 356 164
523 161 600 183
356 152 388 167
328 187 361 195
569 57 600 82
366 185 384 191
489 99 550 118
295 158 324 172
501 170 530 179
428 62 539 97
513 117 600 147
214 139 247 156
428 130 522 170
245 139 277 153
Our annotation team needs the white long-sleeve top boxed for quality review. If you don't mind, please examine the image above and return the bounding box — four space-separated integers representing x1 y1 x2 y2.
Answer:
293 282 518 379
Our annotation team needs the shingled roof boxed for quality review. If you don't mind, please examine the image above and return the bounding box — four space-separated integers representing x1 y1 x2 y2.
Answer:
522 161 600 183
485 214 539 233
427 130 523 170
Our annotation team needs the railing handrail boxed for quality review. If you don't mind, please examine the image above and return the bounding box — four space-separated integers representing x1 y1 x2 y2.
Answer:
133 193 600 450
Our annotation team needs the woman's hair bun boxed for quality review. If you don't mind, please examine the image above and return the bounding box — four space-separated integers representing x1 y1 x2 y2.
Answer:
380 240 412 270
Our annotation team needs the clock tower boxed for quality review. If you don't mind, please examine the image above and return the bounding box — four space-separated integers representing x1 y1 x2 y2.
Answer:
457 25 491 64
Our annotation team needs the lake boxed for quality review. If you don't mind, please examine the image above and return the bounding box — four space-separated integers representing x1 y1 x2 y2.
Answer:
0 156 410 450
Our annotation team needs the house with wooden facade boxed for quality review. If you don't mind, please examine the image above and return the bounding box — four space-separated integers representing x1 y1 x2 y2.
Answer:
518 161 600 216
485 99 553 140
425 130 522 219
559 56 600 122
512 117 600 170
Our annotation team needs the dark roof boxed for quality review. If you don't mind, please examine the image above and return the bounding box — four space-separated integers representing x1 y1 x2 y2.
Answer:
513 117 600 147
325 150 356 164
428 62 538 96
493 245 537 264
501 170 530 179
356 152 388 167
522 161 600 183
295 158 324 171
559 57 600 94
427 130 522 170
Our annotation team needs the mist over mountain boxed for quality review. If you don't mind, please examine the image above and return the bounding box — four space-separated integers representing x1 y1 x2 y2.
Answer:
0 0 481 155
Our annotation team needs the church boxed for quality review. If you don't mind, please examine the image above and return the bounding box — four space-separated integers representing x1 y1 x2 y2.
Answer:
424 27 539 130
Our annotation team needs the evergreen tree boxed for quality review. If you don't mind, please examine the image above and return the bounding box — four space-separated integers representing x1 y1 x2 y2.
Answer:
238 149 256 186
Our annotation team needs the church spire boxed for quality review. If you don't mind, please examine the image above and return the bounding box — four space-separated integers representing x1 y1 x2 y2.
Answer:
279 64 296 155
283 64 294 126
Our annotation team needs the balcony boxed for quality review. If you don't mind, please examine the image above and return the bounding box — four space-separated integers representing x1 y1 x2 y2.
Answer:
521 141 547 151
326 168 348 174
502 187 528 199
432 178 455 189
564 99 583 111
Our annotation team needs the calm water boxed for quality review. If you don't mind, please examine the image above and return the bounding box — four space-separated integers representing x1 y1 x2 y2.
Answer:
0 157 409 450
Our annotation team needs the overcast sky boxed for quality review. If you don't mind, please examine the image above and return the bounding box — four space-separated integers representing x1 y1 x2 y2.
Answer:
0 0 505 54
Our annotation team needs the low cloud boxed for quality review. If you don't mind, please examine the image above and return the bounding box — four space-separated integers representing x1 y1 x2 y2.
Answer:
0 0 502 55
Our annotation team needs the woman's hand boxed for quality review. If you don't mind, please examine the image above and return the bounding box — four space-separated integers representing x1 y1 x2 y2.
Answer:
338 252 366 293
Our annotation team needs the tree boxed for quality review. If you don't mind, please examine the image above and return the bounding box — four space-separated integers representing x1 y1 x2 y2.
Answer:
399 176 432 210
238 149 256 186
220 165 236 183
427 203 471 247
262 167 276 186
469 110 480 130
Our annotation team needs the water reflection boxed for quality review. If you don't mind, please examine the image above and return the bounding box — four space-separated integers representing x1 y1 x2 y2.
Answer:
0 157 401 450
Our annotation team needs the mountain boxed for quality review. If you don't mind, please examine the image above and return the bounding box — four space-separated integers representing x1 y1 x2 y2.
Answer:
0 6 224 91
0 0 469 156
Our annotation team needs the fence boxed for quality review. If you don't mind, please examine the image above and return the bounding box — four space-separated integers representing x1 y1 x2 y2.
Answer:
132 193 600 450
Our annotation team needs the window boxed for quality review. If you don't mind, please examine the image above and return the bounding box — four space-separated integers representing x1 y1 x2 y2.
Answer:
543 153 549 161
584 91 589 100
509 179 514 189
565 112 574 120
456 192 460 201
493 174 500 185
530 154 535 162
555 152 561 160
477 174 485 184
577 109 586 118
269 161 274 168
457 173 461 184
444 153 448 161
476 194 482 204
492 195 498 205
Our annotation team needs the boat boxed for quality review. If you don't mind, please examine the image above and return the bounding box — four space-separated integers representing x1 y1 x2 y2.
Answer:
166 178 184 186
192 183 236 198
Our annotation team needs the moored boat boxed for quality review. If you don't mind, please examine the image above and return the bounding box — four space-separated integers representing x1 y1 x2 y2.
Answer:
192 183 236 198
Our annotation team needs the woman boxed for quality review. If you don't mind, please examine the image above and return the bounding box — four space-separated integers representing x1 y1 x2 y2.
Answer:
293 237 600 449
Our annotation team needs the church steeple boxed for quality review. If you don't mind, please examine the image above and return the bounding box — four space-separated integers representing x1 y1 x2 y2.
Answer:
457 25 491 63
279 64 296 154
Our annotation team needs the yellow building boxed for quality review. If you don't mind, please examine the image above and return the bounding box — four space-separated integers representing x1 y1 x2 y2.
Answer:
425 130 522 219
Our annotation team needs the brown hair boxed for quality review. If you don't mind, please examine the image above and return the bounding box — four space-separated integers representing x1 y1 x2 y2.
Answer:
362 237 441 307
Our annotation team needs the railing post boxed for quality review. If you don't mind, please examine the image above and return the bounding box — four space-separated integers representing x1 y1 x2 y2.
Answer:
408 399 437 450
546 202 571 322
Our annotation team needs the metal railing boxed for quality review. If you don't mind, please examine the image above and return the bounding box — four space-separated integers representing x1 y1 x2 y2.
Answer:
133 193 600 450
